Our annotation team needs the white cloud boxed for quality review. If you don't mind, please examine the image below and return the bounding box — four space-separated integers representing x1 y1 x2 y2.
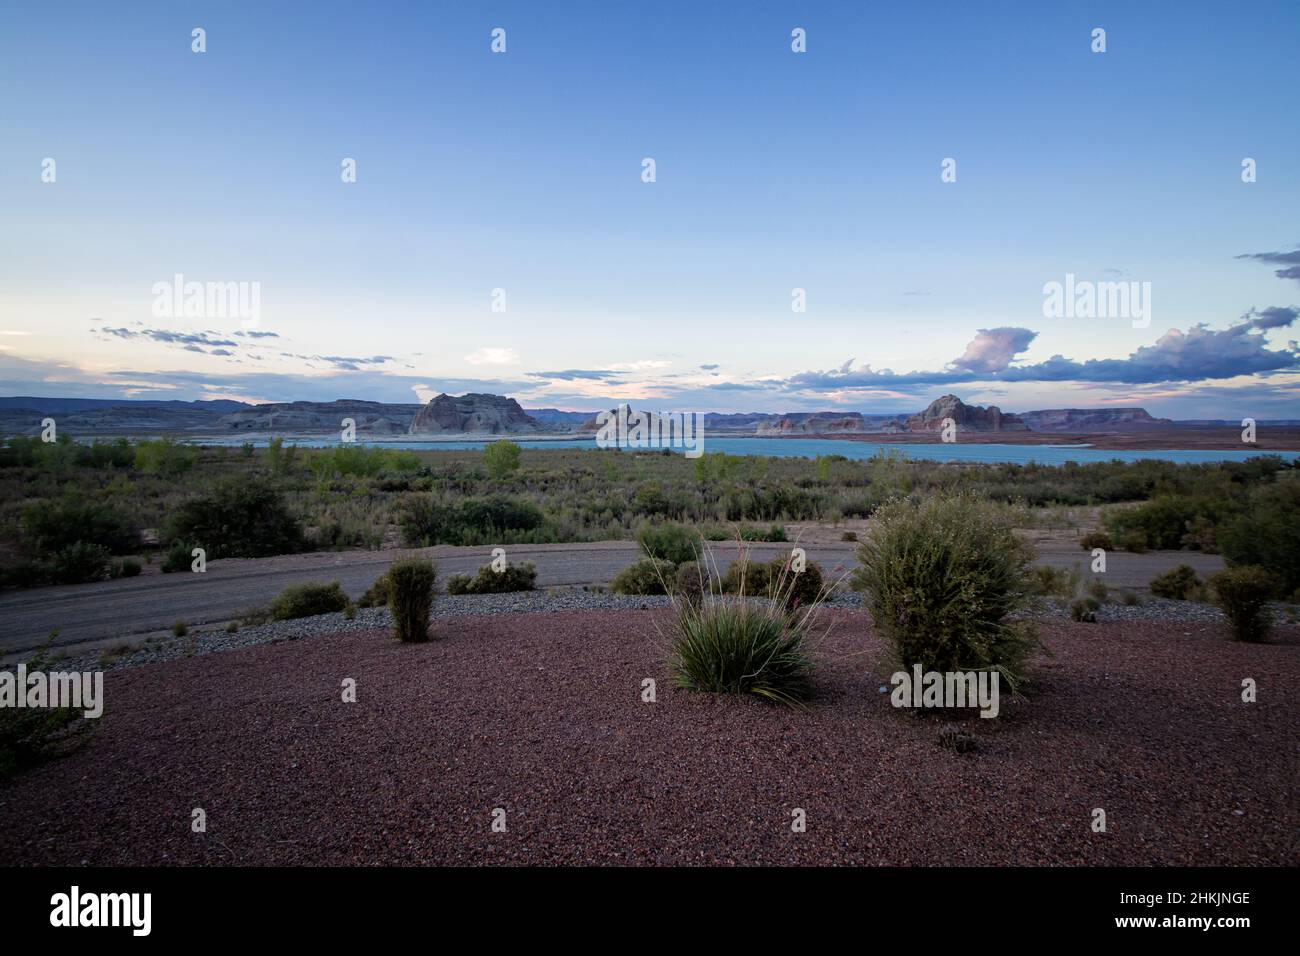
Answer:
464 347 520 366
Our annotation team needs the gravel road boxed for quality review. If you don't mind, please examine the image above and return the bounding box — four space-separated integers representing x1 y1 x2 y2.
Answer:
1 608 1293 866
0 537 1226 659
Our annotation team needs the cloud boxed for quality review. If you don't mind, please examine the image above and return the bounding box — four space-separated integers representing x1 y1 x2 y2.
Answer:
234 330 280 339
464 347 520 366
788 312 1300 392
699 363 720 370
1237 246 1300 283
98 327 237 348
319 355 394 371
1245 306 1298 330
528 369 623 382
949 327 1038 374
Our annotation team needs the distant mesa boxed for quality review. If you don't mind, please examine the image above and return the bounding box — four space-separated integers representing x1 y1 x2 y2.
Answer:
906 394 1029 433
409 392 546 435
1019 407 1174 432
220 399 418 434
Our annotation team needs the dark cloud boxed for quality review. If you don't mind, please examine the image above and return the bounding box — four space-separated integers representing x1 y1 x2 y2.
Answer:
527 369 623 381
1236 246 1300 283
788 312 1300 392
234 330 279 339
699 363 720 370
99 327 237 348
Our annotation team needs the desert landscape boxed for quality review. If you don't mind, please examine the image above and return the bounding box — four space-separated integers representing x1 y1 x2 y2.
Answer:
3 0 1298 935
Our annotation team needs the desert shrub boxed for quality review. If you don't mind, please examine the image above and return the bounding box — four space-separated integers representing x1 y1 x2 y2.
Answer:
1117 530 1148 553
1103 495 1228 552
160 540 194 574
1028 564 1072 598
357 572 391 608
0 561 51 589
1087 577 1109 602
1070 597 1100 622
171 619 188 637
21 499 138 556
674 561 707 610
166 478 304 558
722 558 772 597
1209 567 1275 643
399 494 544 546
446 561 537 595
936 724 977 753
786 560 826 610
668 599 813 705
48 542 112 584
483 440 522 480
636 523 701 565
1122 591 1142 606
1079 531 1112 551
1218 479 1300 594
133 438 196 476
111 558 142 578
852 493 1037 690
610 558 675 595
840 530 858 542
737 523 787 542
268 581 349 620
387 556 436 642
1149 564 1204 601
0 640 94 778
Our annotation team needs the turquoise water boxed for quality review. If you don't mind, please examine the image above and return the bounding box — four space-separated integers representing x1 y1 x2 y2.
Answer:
201 435 1297 466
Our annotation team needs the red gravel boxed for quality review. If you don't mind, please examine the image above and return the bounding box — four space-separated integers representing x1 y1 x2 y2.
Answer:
1 610 1296 866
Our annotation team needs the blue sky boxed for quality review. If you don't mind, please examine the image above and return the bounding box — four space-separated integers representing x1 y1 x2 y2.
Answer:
1 0 1298 417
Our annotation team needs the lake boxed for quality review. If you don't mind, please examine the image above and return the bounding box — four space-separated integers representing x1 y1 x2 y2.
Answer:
200 435 1299 466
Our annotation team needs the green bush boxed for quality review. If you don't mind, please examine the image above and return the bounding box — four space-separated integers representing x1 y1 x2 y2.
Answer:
610 558 675 595
111 558 142 578
133 438 196 476
1070 597 1100 622
721 558 773 596
48 542 112 584
399 494 544 546
483 440 522 480
1079 531 1112 551
357 572 391 608
166 477 304 558
172 619 188 637
1209 567 1275 643
387 557 436 642
668 599 813 706
1218 479 1300 594
674 561 707 610
636 523 701 565
0 640 94 778
1149 564 1204 601
446 561 537 594
268 581 350 620
160 540 194 574
21 498 138 556
852 493 1037 691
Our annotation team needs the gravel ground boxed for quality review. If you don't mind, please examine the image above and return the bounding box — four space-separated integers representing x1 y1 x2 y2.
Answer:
1 606 1295 866
39 586 1286 675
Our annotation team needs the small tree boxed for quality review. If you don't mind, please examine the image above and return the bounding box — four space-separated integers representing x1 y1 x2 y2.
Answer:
387 557 436 643
1209 567 1275 643
483 440 521 480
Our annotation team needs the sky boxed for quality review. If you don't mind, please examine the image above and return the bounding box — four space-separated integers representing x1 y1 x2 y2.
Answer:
1 0 1298 419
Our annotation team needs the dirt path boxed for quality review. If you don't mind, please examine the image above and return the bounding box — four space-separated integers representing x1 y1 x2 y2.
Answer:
0 535 1224 659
